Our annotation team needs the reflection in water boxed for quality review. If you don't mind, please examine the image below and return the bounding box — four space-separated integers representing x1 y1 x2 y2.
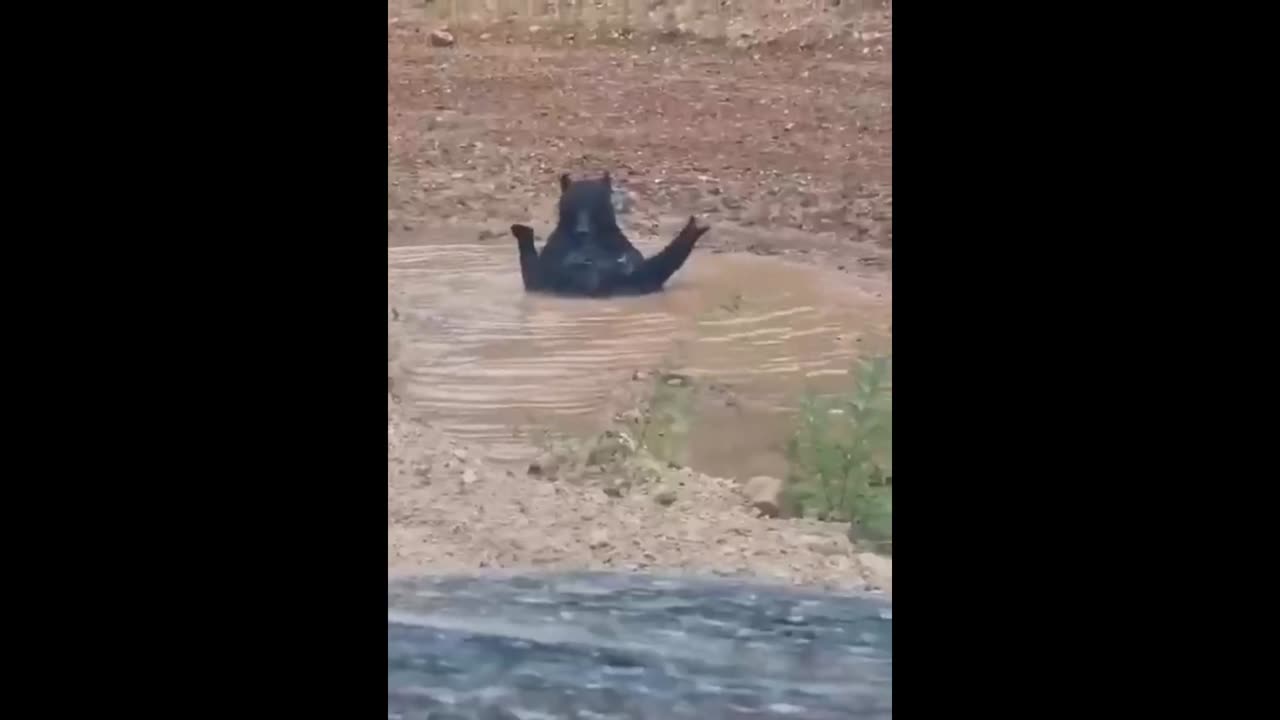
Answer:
388 236 890 478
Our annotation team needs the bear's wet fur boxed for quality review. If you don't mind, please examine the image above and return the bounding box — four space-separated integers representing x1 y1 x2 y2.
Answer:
512 172 709 297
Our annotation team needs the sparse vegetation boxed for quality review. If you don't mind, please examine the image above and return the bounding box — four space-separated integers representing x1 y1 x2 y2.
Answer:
783 355 891 553
636 371 695 466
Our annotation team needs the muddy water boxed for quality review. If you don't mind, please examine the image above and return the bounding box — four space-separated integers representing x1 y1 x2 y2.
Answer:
388 234 890 479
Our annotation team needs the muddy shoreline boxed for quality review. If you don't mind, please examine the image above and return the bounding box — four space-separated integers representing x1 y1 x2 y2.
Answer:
388 239 889 476
388 391 892 592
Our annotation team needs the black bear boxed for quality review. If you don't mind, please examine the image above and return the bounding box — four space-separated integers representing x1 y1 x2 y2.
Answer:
511 172 709 297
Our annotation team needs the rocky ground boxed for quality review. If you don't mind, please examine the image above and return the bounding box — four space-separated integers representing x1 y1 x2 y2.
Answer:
388 0 892 595
389 388 892 592
388 0 892 272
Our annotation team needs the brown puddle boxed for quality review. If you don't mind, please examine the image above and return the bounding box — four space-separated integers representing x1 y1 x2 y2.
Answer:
388 235 890 479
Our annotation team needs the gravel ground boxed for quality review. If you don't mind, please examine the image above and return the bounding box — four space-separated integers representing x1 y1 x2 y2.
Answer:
388 399 892 593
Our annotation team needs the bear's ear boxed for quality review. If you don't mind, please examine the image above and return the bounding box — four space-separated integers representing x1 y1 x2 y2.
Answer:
559 173 572 193
601 171 611 189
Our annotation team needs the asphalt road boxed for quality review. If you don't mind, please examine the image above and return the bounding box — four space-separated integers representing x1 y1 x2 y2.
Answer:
389 572 892 719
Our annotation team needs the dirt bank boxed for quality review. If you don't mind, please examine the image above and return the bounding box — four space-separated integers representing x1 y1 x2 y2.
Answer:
389 395 891 592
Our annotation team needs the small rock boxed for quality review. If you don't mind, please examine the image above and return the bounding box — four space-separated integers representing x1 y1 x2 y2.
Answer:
805 535 848 556
479 32 492 40
587 430 636 467
429 29 455 47
588 529 611 549
744 475 785 518
615 409 643 425
653 488 678 506
857 552 893 590
527 452 560 479
452 448 468 461
461 468 477 485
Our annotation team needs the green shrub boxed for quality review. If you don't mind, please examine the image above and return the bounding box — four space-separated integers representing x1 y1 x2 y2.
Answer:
784 355 892 553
